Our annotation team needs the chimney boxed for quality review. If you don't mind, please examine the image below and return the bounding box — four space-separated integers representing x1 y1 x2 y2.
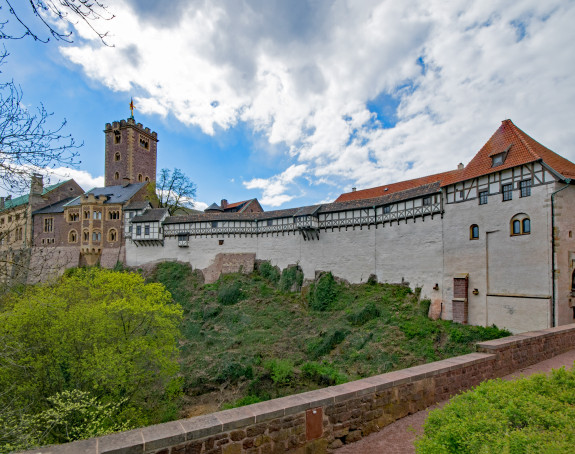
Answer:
457 163 464 170
221 199 228 209
30 173 44 196
122 177 131 188
351 187 357 192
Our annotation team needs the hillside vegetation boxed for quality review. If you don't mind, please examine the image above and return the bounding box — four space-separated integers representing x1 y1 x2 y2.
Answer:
149 262 511 414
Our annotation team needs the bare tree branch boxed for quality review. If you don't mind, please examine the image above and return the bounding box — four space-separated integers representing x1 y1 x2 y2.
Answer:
154 168 197 216
1 0 115 46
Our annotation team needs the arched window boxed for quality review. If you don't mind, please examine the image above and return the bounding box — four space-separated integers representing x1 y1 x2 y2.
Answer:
470 224 479 240
83 230 89 241
114 171 120 180
114 152 121 161
69 230 77 243
108 229 118 242
511 214 531 236
92 231 101 242
138 174 143 182
145 176 150 182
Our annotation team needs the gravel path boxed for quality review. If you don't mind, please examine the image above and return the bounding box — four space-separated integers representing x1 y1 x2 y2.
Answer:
335 349 575 454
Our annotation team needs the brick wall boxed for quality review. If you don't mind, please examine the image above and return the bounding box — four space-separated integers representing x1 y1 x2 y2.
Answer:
27 323 575 454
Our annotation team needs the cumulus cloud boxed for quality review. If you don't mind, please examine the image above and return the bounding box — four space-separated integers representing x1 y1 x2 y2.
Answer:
244 164 307 206
61 0 575 205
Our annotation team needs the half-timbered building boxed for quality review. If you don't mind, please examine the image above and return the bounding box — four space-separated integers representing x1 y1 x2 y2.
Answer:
125 120 575 333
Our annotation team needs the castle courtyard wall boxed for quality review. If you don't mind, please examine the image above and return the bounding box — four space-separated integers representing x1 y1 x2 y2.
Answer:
127 214 445 300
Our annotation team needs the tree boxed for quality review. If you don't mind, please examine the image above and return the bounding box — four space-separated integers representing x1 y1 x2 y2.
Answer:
153 168 198 215
1 0 114 45
0 76 80 193
0 267 183 450
0 0 114 192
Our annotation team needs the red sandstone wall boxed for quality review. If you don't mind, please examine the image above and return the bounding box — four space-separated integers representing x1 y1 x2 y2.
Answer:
25 324 575 454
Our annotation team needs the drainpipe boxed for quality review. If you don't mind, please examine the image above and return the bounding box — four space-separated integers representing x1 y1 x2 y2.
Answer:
551 179 571 327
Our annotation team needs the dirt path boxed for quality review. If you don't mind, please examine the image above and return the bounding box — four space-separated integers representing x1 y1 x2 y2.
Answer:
335 349 575 454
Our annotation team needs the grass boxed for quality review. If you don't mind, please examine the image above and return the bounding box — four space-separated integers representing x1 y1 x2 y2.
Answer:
148 261 511 414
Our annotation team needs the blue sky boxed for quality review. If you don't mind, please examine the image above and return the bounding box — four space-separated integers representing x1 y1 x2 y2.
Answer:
3 1 575 210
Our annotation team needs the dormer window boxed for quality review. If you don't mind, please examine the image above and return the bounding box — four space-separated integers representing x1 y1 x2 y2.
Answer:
490 144 511 168
491 153 505 167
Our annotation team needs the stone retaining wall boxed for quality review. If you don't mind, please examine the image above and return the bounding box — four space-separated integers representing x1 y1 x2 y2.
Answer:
28 324 575 454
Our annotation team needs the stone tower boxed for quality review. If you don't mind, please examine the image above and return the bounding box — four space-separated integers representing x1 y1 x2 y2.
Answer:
104 117 158 187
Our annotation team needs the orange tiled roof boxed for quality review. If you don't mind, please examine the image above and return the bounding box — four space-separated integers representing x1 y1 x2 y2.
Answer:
335 169 460 203
226 200 249 209
336 120 575 203
441 119 575 186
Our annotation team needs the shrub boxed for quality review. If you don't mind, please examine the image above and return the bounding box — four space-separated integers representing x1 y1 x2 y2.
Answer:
308 272 338 311
347 302 381 326
301 362 348 386
263 359 294 385
217 361 253 383
217 281 243 305
308 328 349 359
419 299 432 317
258 261 280 285
416 366 575 453
278 266 304 292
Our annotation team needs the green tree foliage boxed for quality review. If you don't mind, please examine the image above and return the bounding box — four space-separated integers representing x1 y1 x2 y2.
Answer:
0 268 183 450
416 366 575 453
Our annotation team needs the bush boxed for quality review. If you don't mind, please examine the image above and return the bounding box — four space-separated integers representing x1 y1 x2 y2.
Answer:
301 362 348 386
278 266 304 292
258 261 280 285
217 281 243 305
416 366 575 453
308 329 349 359
347 302 381 326
217 361 253 383
263 359 294 385
308 272 338 311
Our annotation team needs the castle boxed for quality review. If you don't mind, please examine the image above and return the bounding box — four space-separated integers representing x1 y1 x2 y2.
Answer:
1 116 574 334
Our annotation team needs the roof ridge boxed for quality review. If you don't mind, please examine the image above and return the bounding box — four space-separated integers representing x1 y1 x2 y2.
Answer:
505 119 540 161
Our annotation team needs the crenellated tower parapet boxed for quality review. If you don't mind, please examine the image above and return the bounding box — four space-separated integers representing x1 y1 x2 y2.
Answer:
104 117 158 187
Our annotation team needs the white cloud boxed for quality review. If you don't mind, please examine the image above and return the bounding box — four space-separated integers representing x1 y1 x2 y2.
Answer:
244 164 308 206
46 167 104 191
61 0 575 204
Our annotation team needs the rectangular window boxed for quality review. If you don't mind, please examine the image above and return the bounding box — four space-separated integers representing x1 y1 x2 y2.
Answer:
144 225 150 235
423 196 432 206
383 205 391 214
479 191 488 205
211 221 218 228
93 211 101 220
520 179 532 197
136 225 141 235
43 218 53 232
267 219 273 226
502 183 513 201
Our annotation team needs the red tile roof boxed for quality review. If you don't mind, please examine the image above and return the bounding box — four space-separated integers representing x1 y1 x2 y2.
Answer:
335 169 460 203
442 119 575 185
336 120 575 203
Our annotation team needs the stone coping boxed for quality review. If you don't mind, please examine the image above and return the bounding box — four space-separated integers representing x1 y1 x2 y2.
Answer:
25 323 575 454
476 324 575 350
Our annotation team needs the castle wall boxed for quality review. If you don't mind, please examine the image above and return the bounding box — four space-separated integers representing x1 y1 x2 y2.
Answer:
442 180 554 333
552 183 575 326
127 215 445 300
